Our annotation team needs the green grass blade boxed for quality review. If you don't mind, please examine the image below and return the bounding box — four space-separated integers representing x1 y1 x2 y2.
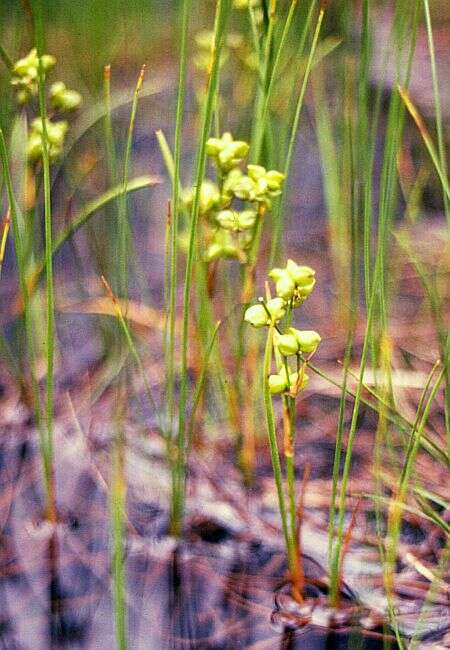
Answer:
172 0 232 537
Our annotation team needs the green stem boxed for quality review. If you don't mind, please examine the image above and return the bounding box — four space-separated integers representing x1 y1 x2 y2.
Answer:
33 0 56 522
166 0 192 438
263 327 292 569
118 66 145 299
111 410 127 650
0 130 47 494
171 0 231 537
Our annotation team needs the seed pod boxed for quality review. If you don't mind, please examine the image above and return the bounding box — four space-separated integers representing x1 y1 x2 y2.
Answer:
275 332 299 356
244 304 268 328
268 373 288 394
295 330 321 354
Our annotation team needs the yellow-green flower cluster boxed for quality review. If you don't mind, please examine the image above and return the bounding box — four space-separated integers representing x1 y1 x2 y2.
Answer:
183 132 285 264
269 259 316 304
49 81 82 112
194 29 258 75
27 118 69 162
268 366 309 396
10 49 82 164
244 260 320 396
225 164 285 208
11 48 55 104
206 132 249 172
194 30 245 72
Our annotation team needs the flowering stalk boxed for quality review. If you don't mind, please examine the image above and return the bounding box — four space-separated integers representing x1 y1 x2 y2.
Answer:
181 131 285 480
245 259 320 601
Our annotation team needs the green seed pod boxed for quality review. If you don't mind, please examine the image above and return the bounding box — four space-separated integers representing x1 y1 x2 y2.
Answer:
244 304 269 328
246 164 285 200
216 209 237 230
234 0 260 8
205 242 224 263
275 273 296 300
247 164 265 180
238 209 257 230
296 278 316 299
265 297 286 323
229 174 256 201
206 136 223 157
266 169 285 190
268 267 285 282
15 86 34 104
268 372 288 394
205 230 240 262
221 167 242 201
183 180 220 215
286 259 315 286
216 208 256 232
275 331 299 356
294 330 321 353
270 260 317 306
206 132 249 172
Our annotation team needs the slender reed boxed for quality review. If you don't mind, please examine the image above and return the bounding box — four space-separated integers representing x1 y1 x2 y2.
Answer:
171 0 231 537
118 65 145 299
165 0 192 437
269 6 324 267
32 0 57 523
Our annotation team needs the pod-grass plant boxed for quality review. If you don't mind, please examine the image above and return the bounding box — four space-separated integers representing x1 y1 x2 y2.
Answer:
245 259 320 602
180 130 285 481
0 28 82 524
